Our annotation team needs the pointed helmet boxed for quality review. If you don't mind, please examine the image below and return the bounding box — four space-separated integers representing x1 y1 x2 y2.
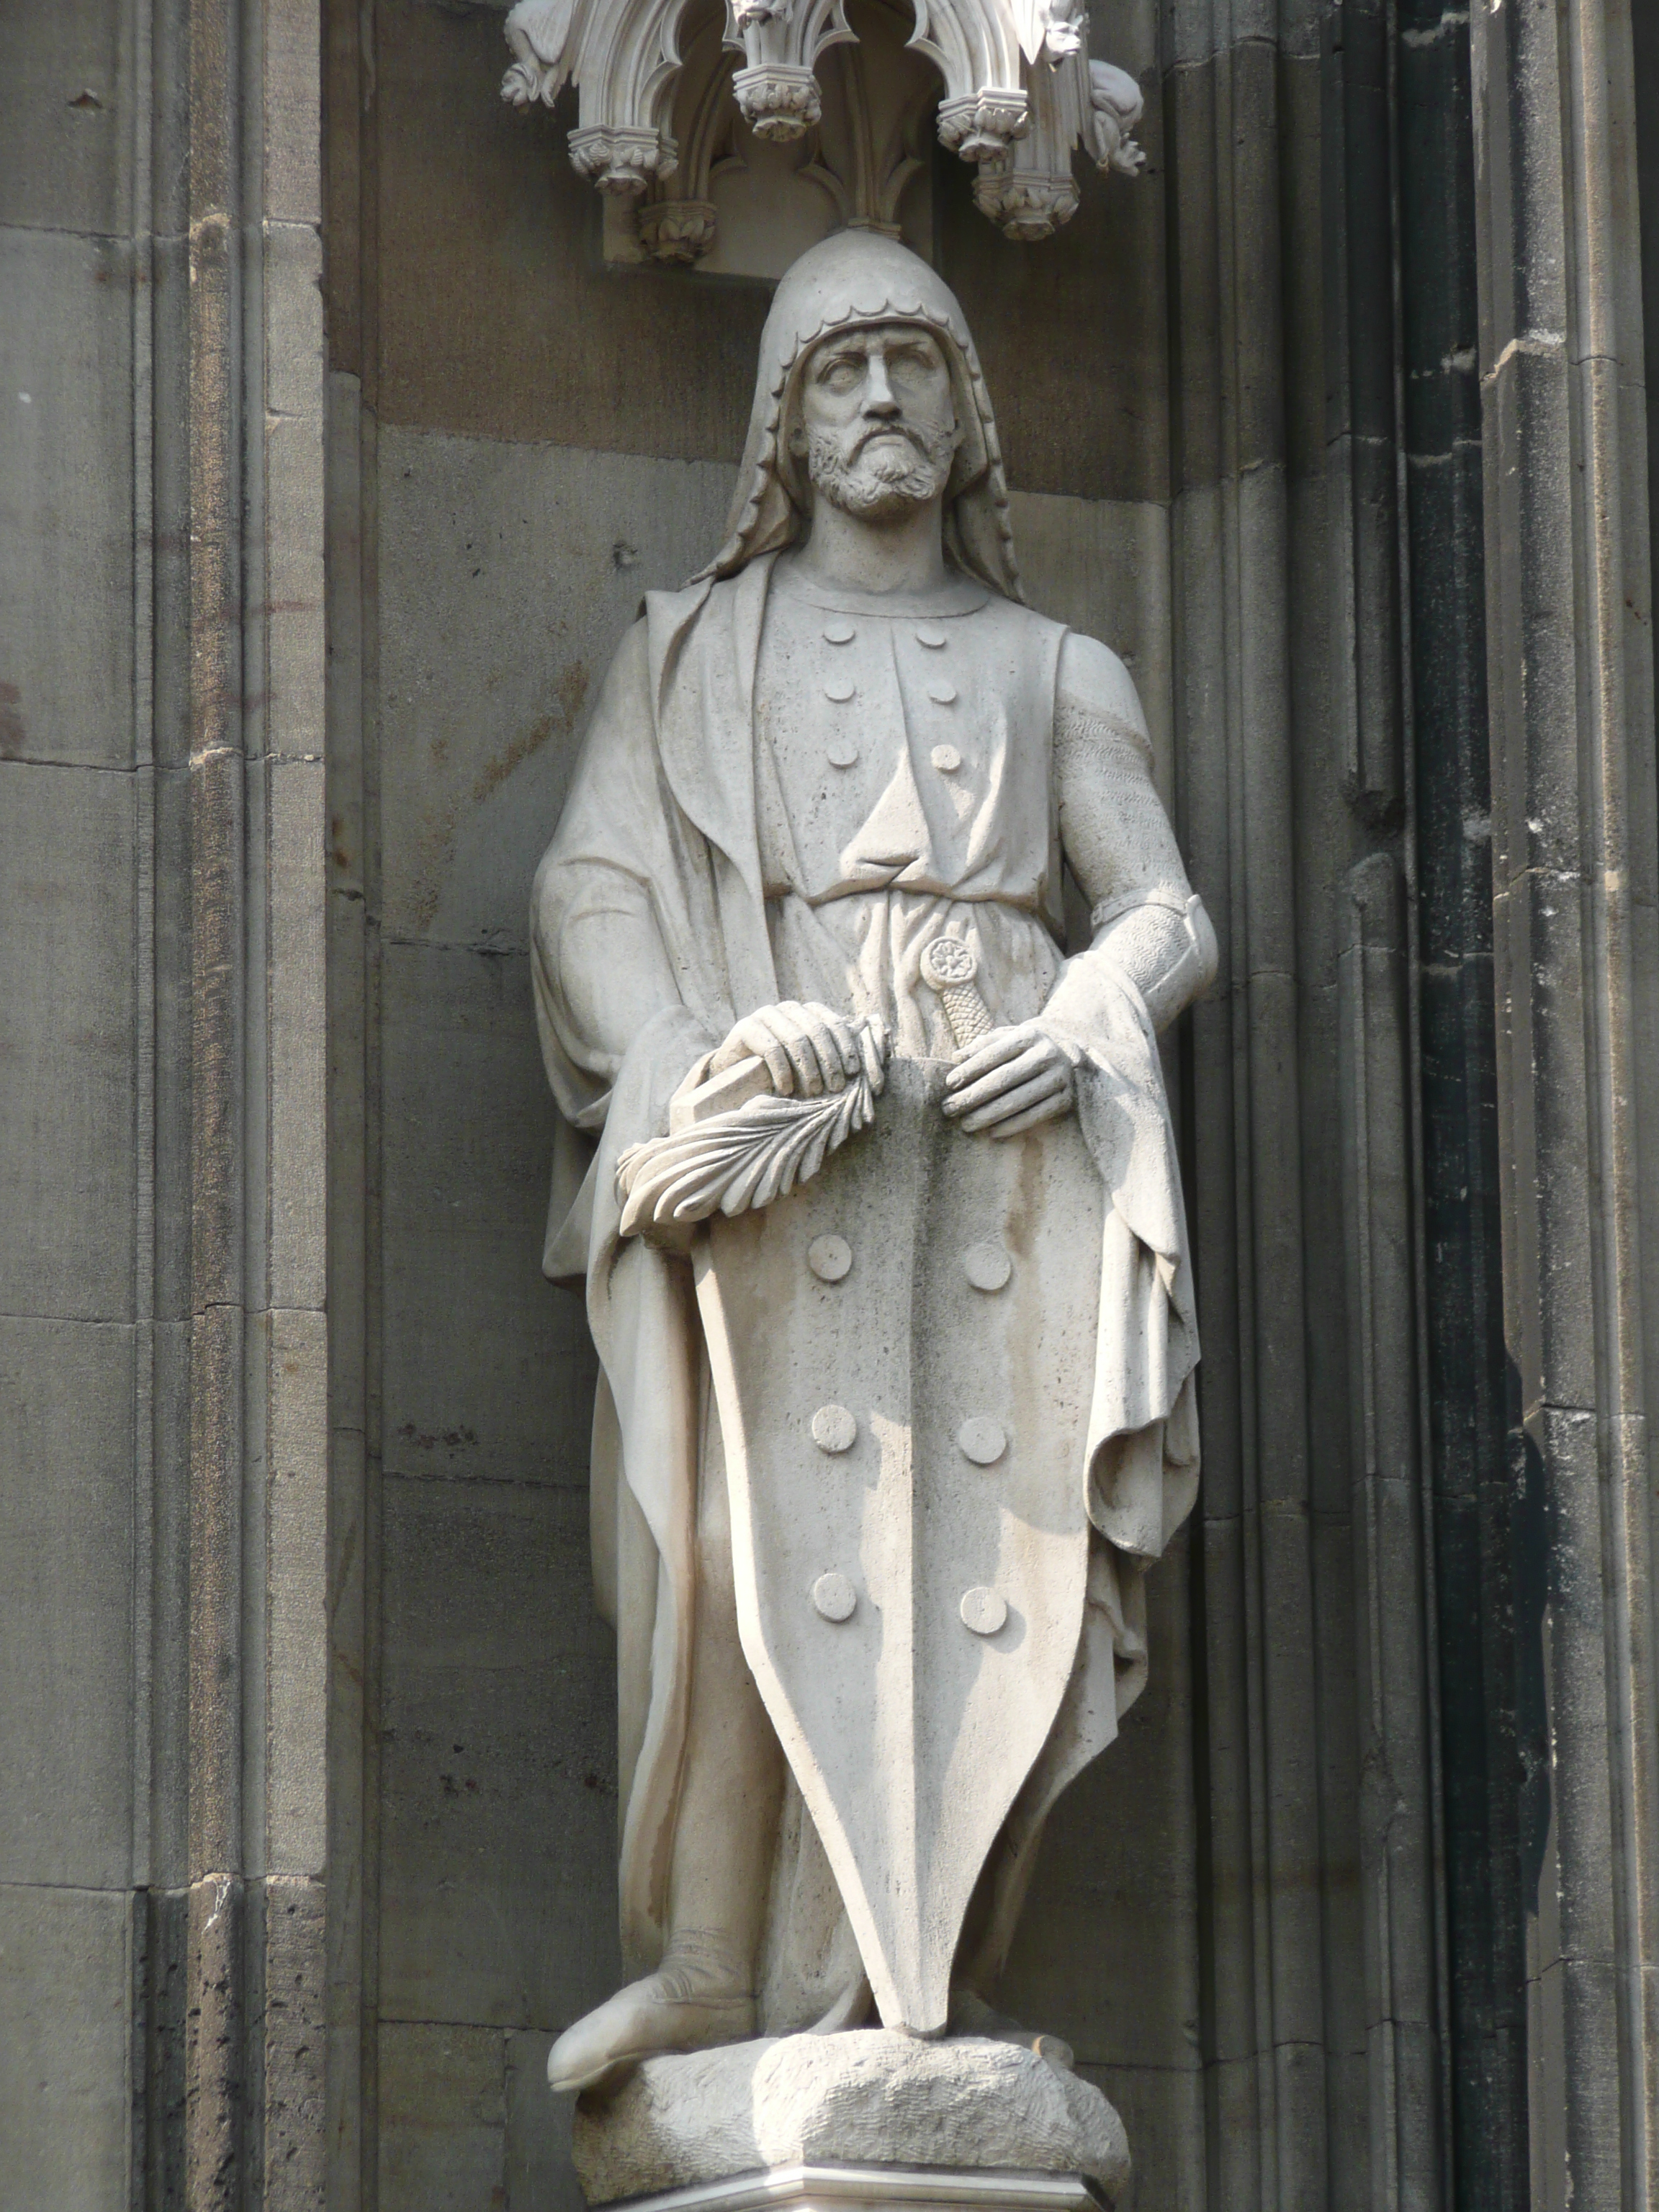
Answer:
696 229 1022 601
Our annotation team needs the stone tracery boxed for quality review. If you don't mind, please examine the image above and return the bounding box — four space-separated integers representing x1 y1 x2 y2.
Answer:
499 0 1145 247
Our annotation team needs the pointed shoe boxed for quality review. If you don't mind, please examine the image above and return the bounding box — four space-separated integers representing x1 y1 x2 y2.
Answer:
547 1978 755 2096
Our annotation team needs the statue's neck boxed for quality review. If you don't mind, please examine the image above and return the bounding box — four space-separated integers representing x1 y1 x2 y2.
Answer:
793 495 949 599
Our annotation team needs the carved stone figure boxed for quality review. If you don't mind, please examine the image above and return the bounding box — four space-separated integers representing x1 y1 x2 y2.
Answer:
531 229 1215 2105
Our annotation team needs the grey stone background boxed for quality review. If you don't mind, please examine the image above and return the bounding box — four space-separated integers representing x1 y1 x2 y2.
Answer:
2 0 331 2200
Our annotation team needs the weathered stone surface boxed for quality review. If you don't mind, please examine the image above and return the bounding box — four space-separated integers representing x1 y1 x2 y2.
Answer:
375 428 734 945
998 1531 1198 2072
0 760 136 1321
264 361 326 773
1081 2059 1203 2212
0 0 128 235
0 230 136 771
373 0 763 457
263 1875 327 2209
936 102 1169 505
0 1318 135 1888
0 1882 132 2211
572 2033 1130 2206
379 940 594 1489
1008 490 1173 788
376 1470 619 2027
264 0 323 226
508 2029 586 2212
378 2020 506 2210
266 1308 328 1876
267 755 327 1314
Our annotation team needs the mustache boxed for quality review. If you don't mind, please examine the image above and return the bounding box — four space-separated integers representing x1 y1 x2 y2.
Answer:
847 421 929 459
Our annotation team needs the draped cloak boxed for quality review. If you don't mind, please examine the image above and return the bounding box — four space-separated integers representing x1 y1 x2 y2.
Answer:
531 549 1202 2024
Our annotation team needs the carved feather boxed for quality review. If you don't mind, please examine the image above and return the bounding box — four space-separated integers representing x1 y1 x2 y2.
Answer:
616 1071 877 1238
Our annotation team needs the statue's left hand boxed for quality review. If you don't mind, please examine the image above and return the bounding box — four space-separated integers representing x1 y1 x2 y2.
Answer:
941 1023 1076 1137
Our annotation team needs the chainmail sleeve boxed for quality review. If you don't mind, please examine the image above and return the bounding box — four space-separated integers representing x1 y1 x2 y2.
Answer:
1051 637 1217 1031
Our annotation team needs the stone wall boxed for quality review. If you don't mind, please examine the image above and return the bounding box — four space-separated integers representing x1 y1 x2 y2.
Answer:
1 15 145 2191
0 0 330 2200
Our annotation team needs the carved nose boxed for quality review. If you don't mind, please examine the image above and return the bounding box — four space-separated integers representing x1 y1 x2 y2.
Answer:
862 359 900 415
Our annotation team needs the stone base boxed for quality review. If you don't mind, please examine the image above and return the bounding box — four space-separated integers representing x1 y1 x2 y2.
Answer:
585 2164 1113 2212
571 2032 1130 2207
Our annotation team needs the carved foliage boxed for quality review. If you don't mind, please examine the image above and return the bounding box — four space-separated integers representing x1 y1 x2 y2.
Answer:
500 0 1143 240
616 1074 878 1233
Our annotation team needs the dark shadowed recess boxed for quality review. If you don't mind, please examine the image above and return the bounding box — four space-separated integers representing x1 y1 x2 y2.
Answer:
1397 3 1529 2206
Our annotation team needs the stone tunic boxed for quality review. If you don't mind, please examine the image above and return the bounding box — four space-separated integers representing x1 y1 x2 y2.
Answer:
752 559 1187 1059
754 563 1067 1056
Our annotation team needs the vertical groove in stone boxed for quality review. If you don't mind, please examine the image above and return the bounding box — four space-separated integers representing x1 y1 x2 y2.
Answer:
1166 12 1328 2205
181 0 249 2199
323 367 369 2212
1470 0 1659 2203
1396 0 1530 2202
1557 9 1659 2201
1323 3 1458 2206
1336 854 1444 2212
1324 0 1406 822
1166 40 1249 2199
322 1 382 2197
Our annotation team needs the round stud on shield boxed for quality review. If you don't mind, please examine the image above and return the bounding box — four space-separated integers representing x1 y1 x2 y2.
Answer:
958 1416 1007 1465
960 1586 1007 1636
811 1403 858 1454
963 1241 1012 1292
808 1234 853 1282
812 1571 857 1622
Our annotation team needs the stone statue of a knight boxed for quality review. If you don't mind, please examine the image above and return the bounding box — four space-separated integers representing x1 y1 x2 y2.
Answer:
531 228 1216 2098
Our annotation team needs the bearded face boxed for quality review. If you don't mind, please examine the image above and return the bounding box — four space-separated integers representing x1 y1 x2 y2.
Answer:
791 323 961 524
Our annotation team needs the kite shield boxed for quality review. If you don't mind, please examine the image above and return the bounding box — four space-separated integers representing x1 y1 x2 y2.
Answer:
695 1055 1102 2033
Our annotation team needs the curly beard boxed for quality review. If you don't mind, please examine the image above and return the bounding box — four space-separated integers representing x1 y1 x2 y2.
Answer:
805 420 956 521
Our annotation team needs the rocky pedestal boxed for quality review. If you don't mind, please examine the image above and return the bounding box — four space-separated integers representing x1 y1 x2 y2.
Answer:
571 2031 1130 2211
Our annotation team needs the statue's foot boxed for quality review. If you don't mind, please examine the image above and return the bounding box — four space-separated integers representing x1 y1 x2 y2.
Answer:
547 1967 755 2097
948 1987 1075 2075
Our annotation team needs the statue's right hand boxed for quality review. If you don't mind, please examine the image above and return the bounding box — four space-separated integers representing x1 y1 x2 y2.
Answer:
708 1000 871 1099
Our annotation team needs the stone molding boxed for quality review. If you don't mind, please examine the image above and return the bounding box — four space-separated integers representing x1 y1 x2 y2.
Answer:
603 2166 1112 2212
1470 0 1659 2200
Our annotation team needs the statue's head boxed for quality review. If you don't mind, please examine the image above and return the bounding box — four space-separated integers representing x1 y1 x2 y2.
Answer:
789 320 962 526
698 230 1022 599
